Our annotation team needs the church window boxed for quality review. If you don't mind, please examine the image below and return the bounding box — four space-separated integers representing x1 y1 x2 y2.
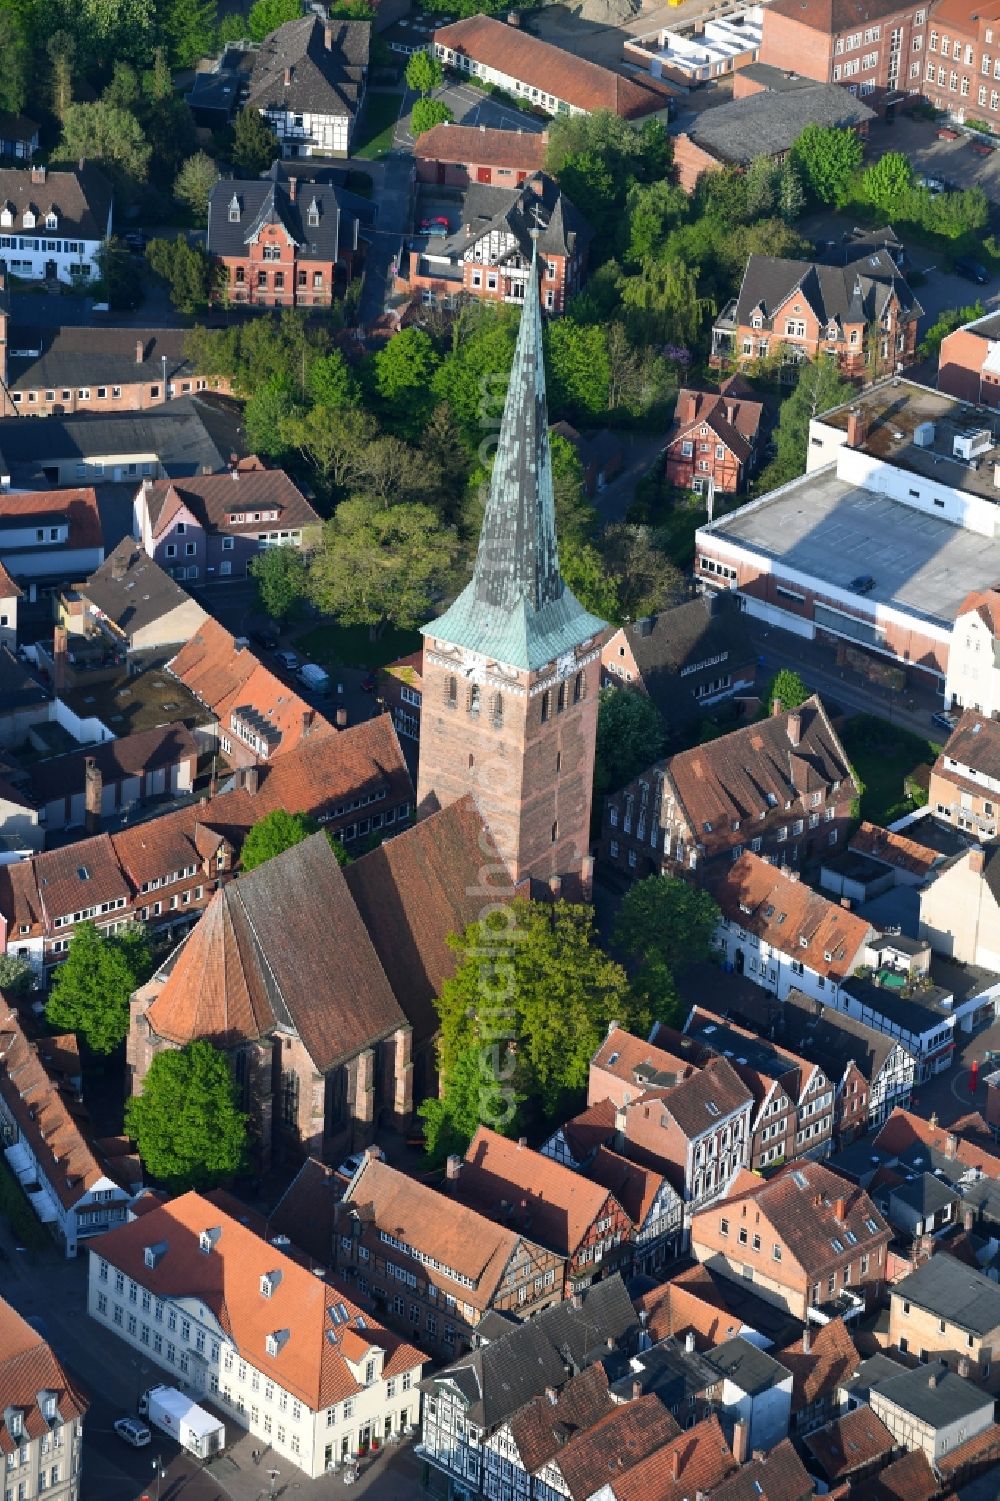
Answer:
468 754 474 769
573 671 584 703
280 1070 299 1127
468 683 481 715
551 821 558 843
556 752 561 773
557 681 566 713
541 689 551 723
445 676 457 708
491 692 504 728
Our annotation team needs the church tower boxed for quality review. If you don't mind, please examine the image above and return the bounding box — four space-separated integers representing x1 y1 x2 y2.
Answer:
416 240 606 888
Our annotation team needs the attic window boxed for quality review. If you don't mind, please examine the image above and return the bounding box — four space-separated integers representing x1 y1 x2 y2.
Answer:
228 195 240 223
78 866 90 881
607 1052 620 1067
307 198 320 227
799 935 808 948
260 1270 282 1298
144 1242 167 1269
45 212 58 230
8 1412 21 1438
706 1101 720 1117
865 1218 879 1233
831 1237 844 1252
265 1329 289 1357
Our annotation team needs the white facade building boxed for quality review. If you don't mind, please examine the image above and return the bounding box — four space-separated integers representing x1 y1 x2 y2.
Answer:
0 164 111 283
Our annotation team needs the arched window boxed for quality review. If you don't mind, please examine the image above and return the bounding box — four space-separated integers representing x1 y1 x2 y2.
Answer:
573 671 585 704
557 681 566 713
468 683 480 715
445 675 457 708
491 692 504 728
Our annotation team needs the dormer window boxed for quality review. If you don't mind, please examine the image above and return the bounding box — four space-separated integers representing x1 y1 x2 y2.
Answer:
751 314 762 329
265 1328 289 1357
827 321 838 338
228 195 241 223
22 208 35 228
199 1226 221 1254
8 1412 22 1439
307 198 320 228
45 212 58 230
260 1270 281 1298
0 204 11 227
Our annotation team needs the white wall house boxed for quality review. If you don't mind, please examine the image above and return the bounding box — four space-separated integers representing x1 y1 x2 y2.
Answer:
0 164 111 283
945 602 1000 717
87 1191 424 1480
713 915 858 1006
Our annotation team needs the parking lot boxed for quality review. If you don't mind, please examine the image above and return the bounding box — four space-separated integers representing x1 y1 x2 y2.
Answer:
866 114 1000 204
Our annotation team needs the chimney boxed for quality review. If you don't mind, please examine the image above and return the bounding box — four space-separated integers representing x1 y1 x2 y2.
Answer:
301 708 313 739
84 757 102 835
545 1386 558 1405
928 1371 939 1389
672 1448 681 1482
30 164 45 184
958 1355 972 1379
112 547 128 581
288 174 297 204
548 874 562 900
787 710 802 748
840 896 852 910
964 1206 976 1233
445 1154 462 1180
580 854 594 901
731 1418 749 1466
945 1133 958 1158
571 1293 582 1309
135 337 145 365
283 65 292 85
243 765 260 796
631 1378 642 1400
726 403 737 425
771 697 782 717
335 707 348 729
517 1136 527 1149
846 406 867 449
969 846 986 875
685 1330 696 1354
324 19 334 47
802 1326 811 1354
53 624 68 693
834 1196 846 1223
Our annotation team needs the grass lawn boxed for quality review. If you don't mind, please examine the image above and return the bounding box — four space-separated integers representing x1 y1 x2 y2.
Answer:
296 620 421 670
841 713 940 826
354 92 403 159
0 1159 51 1252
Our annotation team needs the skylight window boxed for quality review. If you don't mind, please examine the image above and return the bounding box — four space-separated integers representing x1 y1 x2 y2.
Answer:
78 866 90 881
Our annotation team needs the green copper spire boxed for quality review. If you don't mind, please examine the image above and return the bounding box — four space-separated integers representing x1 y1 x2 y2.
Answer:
422 240 605 671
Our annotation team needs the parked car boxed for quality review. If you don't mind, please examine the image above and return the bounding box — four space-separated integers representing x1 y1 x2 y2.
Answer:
932 710 959 733
274 648 299 671
953 256 991 284
424 223 448 238
249 624 279 650
937 125 959 140
850 575 876 594
971 137 995 155
916 174 945 193
122 231 147 253
114 1418 152 1448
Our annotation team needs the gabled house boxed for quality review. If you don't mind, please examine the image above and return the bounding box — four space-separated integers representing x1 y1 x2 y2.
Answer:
889 1253 1000 1392
690 1160 891 1323
588 1024 696 1111
0 1006 134 1257
0 163 112 283
928 710 1000 841
664 378 765 496
0 488 104 597
0 559 20 650
207 163 370 308
920 843 1000 971
246 16 370 158
635 1267 744 1352
334 1154 564 1361
87 1190 424 1477
582 1146 683 1274
134 462 321 584
414 122 547 188
20 722 198 835
584 1414 738 1501
939 307 1000 411
868 1359 994 1464
776 1317 860 1435
451 1127 634 1296
804 1405 895 1490
600 592 756 743
711 245 922 379
405 171 591 316
72 540 208 666
602 695 857 883
0 1295 88 1501
128 833 413 1166
709 851 872 1006
944 587 1000 717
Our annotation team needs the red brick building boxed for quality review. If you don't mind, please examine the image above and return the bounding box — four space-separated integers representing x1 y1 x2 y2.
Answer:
755 0 930 113
664 377 764 496
207 162 368 309
414 122 547 188
923 0 1000 128
938 308 1000 407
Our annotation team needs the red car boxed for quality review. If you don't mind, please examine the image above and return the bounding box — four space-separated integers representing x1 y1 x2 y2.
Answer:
419 215 450 230
972 137 995 155
937 125 959 140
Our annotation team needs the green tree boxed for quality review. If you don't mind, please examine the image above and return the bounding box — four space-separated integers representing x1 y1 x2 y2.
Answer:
858 151 912 216
309 497 456 631
545 321 610 421
241 808 318 871
920 300 985 359
173 151 218 224
125 1040 248 1189
601 523 685 621
161 0 217 67
432 308 518 441
0 7 30 116
615 874 720 979
281 404 378 493
624 179 689 266
778 160 805 222
757 356 854 490
410 97 454 136
424 898 637 1149
790 124 863 205
248 0 300 41
308 350 358 409
103 59 141 112
375 326 441 405
595 686 664 794
96 238 144 309
560 539 620 623
59 101 151 181
420 402 471 520
232 106 279 176
762 667 810 714
47 30 76 120
744 156 782 221
421 1042 524 1163
146 236 213 313
0 952 36 998
249 544 309 622
45 922 153 1055
244 374 300 457
619 258 712 348
550 433 597 547
405 48 444 95
217 12 250 43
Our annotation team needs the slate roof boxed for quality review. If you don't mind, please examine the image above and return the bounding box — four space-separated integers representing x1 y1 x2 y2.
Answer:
420 1274 636 1430
711 851 872 979
267 1156 340 1267
7 326 195 392
611 592 756 729
143 462 320 540
662 695 855 860
0 1296 87 1457
414 122 548 172
145 832 406 1070
674 1009 810 1101
704 1335 790 1395
459 173 593 263
82 540 205 644
890 1253 1000 1336
89 1190 423 1412
887 1171 961 1221
247 16 369 119
767 988 915 1086
871 1359 992 1428
207 161 370 263
424 240 604 671
687 81 873 166
804 1405 894 1480
434 16 672 119
24 721 197 805
734 249 922 333
0 163 111 241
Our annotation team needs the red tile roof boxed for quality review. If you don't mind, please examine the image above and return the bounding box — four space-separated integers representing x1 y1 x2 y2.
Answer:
804 1406 894 1480
708 1440 812 1501
934 1419 1000 1480
414 122 548 171
874 1107 1000 1179
554 1394 681 1501
33 832 131 925
90 1189 424 1410
850 1448 941 1501
551 1098 618 1162
0 487 102 550
608 1414 736 1501
776 1317 859 1410
849 820 944 877
0 560 21 598
711 852 871 979
590 1026 696 1102
586 1146 671 1230
434 16 672 118
0 1296 87 1456
669 385 764 466
636 1278 741 1350
508 1365 613 1474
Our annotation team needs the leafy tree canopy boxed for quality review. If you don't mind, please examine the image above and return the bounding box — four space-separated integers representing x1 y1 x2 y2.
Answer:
545 320 611 421
146 236 213 314
232 106 279 176
857 150 912 216
45 921 153 1054
756 356 854 491
249 544 309 623
58 100 151 181
789 124 863 206
309 497 456 631
920 300 985 359
248 0 300 42
244 374 301 458
0 952 36 998
411 97 453 136
173 151 218 225
308 350 359 409
241 808 319 871
600 523 685 621
615 875 720 981
405 49 444 95
595 686 664 795
125 1040 248 1189
161 0 217 68
762 667 810 714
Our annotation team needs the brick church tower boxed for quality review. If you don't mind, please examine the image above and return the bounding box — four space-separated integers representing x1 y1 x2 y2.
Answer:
416 239 606 888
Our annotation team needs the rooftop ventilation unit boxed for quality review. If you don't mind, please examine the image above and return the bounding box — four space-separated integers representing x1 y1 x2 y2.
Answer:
954 428 992 462
914 421 935 448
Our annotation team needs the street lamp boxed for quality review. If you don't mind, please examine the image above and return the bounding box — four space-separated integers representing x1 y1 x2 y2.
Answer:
151 1455 166 1501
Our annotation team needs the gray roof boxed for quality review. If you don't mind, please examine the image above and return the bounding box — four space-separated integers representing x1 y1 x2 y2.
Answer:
7 326 194 393
0 163 111 242
705 1336 791 1396
0 645 49 713
423 241 605 671
872 1359 993 1428
769 989 914 1085
841 972 957 1038
735 249 922 334
23 722 197 805
421 1274 636 1430
459 173 592 264
886 1172 961 1220
620 593 756 732
81 540 199 644
608 1337 719 1405
839 1352 908 1403
247 15 369 120
687 81 874 166
891 1253 1000 1336
207 160 372 262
